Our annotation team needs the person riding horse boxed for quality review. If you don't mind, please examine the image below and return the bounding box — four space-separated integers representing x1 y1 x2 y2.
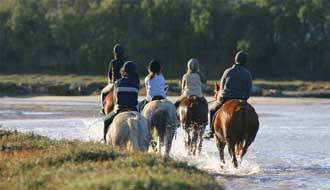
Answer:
174 58 207 107
140 60 167 111
100 43 127 114
103 61 140 142
204 50 253 139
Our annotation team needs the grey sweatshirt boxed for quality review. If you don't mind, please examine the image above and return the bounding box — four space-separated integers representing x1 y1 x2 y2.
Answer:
219 64 252 100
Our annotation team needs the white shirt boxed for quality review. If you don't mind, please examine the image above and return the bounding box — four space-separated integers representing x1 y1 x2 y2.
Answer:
144 74 167 101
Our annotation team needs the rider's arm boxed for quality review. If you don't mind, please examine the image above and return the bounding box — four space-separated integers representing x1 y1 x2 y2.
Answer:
246 72 253 100
107 61 113 83
219 70 228 94
198 71 207 84
181 74 187 94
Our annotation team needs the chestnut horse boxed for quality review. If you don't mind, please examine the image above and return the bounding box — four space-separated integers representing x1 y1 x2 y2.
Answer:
103 90 114 115
177 96 208 155
213 83 259 168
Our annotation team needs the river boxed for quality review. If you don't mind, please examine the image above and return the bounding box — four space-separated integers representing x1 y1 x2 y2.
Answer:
0 96 329 190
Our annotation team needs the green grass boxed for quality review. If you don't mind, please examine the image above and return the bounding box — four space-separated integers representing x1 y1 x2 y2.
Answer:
0 74 328 93
0 130 222 190
0 74 106 85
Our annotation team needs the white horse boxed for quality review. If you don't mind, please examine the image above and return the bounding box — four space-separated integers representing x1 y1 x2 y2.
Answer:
106 111 150 151
141 99 177 155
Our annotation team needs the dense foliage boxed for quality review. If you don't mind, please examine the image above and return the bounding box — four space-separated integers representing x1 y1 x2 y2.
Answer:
0 0 329 80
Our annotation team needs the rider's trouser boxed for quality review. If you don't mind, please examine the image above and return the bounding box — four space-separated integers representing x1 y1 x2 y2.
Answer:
103 111 117 141
208 97 230 133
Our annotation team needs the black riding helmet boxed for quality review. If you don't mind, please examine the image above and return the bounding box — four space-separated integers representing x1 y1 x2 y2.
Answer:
113 43 124 57
121 61 137 76
235 51 248 64
148 60 161 73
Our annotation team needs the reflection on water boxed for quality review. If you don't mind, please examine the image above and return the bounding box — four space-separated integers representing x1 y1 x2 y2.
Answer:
0 99 330 190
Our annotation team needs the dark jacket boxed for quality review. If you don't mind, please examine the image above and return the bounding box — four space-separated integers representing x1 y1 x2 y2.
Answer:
219 64 252 100
113 76 139 112
108 57 126 83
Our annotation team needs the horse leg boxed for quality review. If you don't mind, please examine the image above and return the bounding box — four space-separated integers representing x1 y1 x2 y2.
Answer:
164 127 175 155
197 125 205 155
157 136 162 155
215 137 226 168
228 143 238 168
184 129 190 148
191 129 198 155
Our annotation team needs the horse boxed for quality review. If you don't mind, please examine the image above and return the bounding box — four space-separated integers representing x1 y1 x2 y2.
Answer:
141 99 177 155
177 96 208 155
106 111 150 151
213 83 259 168
103 89 114 115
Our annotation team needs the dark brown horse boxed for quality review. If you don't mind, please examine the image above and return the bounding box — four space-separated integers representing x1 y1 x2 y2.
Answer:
213 83 259 168
177 96 208 155
103 90 114 115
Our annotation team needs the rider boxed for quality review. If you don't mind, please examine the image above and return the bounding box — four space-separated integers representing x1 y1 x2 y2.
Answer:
103 61 140 142
174 58 207 108
139 60 166 111
204 51 253 139
100 43 127 114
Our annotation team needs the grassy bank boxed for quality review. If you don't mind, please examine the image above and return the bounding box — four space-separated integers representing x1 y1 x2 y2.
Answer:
0 130 222 190
0 74 329 97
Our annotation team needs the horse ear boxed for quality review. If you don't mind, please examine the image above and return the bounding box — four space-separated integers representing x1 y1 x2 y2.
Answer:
214 82 220 91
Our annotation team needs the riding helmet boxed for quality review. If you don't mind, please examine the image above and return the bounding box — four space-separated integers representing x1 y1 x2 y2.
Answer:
121 61 137 74
187 58 200 72
113 43 124 56
148 60 161 73
235 51 248 64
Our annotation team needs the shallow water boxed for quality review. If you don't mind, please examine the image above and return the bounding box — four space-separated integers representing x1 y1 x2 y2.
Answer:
1 97 329 190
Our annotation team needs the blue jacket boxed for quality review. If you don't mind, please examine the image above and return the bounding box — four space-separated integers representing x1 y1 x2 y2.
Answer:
113 76 139 112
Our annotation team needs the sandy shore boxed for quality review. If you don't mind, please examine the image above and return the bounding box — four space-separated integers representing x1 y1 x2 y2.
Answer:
1 96 329 105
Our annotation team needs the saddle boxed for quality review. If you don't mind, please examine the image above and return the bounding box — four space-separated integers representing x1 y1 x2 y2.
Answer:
151 96 165 101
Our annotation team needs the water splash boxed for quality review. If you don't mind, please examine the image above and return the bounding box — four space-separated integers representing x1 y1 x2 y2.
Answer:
170 128 261 176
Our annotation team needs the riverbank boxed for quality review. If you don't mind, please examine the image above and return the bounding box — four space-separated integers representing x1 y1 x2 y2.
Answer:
0 74 329 98
0 130 222 190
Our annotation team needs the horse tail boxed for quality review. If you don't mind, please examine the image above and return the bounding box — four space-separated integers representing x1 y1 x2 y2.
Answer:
151 108 169 144
233 103 249 158
127 112 141 151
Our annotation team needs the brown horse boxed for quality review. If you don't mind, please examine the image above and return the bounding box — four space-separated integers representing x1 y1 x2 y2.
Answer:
103 90 114 115
213 83 259 168
177 96 208 155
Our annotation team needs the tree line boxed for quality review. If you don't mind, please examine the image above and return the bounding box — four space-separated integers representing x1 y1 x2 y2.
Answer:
0 0 329 80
